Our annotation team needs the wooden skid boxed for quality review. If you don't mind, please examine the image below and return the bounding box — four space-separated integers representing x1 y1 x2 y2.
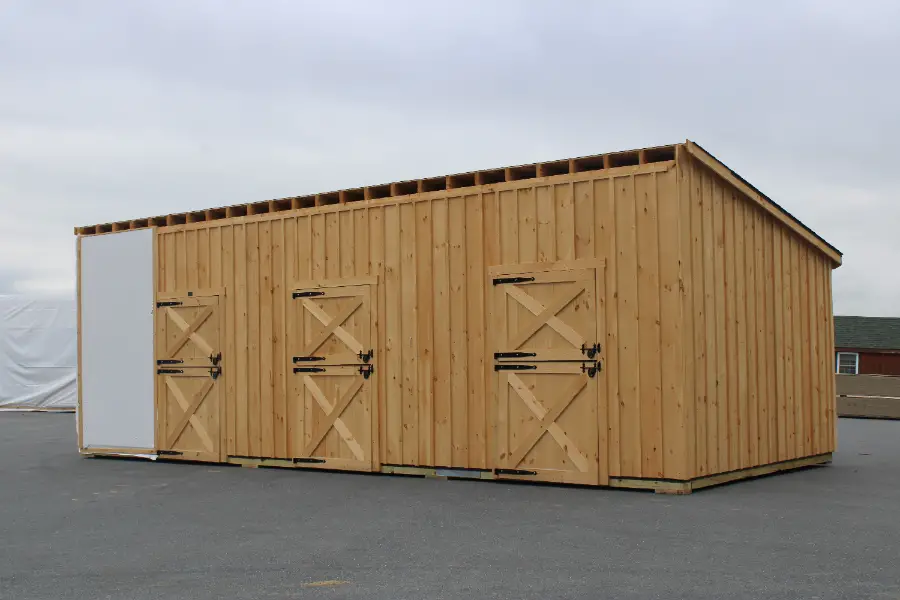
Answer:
116 453 833 495
610 453 832 494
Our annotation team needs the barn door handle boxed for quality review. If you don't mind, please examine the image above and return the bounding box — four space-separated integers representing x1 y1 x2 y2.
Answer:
581 361 601 378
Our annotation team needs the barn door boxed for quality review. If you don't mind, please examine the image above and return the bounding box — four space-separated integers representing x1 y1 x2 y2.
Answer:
155 296 223 462
288 282 376 471
490 265 602 485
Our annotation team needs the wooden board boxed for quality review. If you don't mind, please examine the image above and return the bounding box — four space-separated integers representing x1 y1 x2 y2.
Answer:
154 295 223 462
285 280 376 471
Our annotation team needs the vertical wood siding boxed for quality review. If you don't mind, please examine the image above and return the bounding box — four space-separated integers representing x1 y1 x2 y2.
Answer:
154 153 835 481
676 148 836 479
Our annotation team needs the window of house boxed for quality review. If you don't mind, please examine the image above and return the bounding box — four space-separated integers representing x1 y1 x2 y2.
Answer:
836 352 859 375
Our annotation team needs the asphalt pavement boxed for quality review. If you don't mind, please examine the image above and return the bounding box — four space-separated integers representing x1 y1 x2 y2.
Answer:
1 412 898 600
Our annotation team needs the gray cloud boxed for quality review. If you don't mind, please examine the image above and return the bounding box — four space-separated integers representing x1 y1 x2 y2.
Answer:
1 0 898 313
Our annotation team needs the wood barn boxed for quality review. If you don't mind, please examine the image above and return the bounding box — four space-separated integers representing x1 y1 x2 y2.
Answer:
75 140 841 493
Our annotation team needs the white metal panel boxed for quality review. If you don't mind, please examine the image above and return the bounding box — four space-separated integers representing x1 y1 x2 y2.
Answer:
80 229 155 449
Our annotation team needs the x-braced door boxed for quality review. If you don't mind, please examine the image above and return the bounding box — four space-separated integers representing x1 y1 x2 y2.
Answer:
288 282 376 471
490 265 603 485
155 296 223 462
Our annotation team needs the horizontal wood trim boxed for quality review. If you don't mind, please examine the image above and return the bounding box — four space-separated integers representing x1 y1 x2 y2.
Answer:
157 287 226 299
293 275 378 289
488 258 603 277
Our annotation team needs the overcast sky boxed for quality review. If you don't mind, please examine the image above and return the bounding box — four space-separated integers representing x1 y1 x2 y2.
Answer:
1 1 898 315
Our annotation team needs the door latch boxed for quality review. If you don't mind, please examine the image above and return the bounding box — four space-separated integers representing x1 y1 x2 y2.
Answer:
581 361 602 378
581 343 601 359
358 349 374 363
359 364 374 379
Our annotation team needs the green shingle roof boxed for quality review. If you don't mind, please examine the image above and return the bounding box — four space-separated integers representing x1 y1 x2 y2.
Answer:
834 316 900 351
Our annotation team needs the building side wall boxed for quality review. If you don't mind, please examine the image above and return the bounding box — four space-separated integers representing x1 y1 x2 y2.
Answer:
677 147 836 479
154 160 690 480
835 349 900 376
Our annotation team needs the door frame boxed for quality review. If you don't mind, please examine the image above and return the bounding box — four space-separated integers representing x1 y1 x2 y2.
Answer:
288 275 381 471
486 258 608 485
154 287 226 462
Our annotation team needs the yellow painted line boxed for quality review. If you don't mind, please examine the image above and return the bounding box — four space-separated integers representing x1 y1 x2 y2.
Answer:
302 580 349 588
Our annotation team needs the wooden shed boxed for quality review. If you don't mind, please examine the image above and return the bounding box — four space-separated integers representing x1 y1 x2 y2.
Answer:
75 141 841 493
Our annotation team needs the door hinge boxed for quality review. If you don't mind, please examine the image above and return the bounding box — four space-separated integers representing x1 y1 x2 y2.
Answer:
495 468 537 476
156 359 183 365
492 276 535 286
293 356 325 363
581 342 602 359
293 367 326 373
358 349 374 363
494 351 536 360
494 364 537 371
359 364 374 379
292 290 325 298
157 368 184 374
157 450 183 456
156 301 182 307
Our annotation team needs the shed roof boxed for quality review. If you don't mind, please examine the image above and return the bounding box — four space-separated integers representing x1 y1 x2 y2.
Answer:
835 316 900 351
73 139 841 265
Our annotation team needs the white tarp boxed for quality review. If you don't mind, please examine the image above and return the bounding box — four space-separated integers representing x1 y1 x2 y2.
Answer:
0 294 77 409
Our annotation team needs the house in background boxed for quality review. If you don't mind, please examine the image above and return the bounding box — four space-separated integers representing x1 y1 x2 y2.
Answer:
834 316 900 376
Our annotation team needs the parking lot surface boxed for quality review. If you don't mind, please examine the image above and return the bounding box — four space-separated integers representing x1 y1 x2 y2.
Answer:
1 413 898 599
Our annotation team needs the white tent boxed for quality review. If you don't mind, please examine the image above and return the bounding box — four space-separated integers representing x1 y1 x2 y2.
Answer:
0 295 77 409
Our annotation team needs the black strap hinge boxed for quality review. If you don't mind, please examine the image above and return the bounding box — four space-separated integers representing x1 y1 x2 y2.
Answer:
492 276 535 286
157 368 184 374
293 290 325 298
495 468 537 476
156 359 183 365
494 364 537 371
293 367 326 373
157 450 183 456
494 351 536 360
156 301 182 307
293 356 325 363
